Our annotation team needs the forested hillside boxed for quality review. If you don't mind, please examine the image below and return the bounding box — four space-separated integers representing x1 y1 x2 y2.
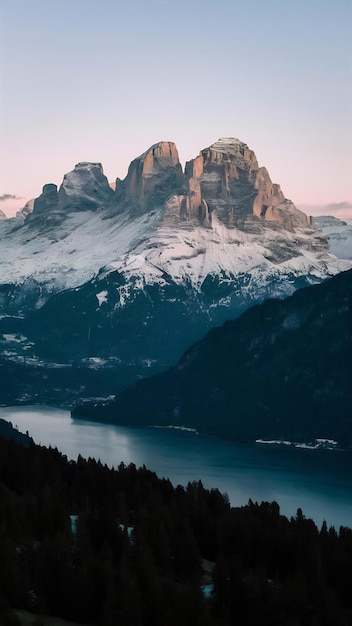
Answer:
1 436 352 625
73 268 352 446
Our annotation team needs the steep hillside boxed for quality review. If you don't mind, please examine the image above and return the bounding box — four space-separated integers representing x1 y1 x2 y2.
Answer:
1 437 352 625
73 269 352 447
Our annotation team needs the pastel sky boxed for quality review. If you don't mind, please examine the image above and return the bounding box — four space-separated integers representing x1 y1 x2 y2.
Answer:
1 0 351 220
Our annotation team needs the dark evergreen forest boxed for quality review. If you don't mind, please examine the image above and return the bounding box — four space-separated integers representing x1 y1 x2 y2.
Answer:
1 436 352 626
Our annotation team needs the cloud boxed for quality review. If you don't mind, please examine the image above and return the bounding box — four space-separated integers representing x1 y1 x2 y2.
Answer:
325 201 352 212
0 193 23 202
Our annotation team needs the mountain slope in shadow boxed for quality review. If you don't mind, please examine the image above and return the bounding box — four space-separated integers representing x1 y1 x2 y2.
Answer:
73 269 352 447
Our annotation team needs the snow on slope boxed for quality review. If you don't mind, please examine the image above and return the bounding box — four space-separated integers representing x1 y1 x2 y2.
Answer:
99 210 350 297
1 141 350 309
0 203 350 304
313 216 352 260
0 208 161 292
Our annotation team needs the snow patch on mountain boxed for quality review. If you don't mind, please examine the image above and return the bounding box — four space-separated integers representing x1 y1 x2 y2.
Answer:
0 208 162 293
313 216 352 260
0 205 350 315
96 290 108 307
101 212 350 296
1 139 351 321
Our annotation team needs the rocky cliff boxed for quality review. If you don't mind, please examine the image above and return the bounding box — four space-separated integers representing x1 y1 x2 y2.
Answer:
113 137 311 233
12 137 313 233
116 141 183 215
27 162 114 229
182 138 309 232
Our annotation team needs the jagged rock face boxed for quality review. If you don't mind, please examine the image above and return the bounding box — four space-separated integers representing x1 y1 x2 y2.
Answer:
0 209 6 220
32 183 58 215
119 141 183 214
58 162 114 210
26 163 114 229
24 184 60 230
20 138 311 233
184 138 309 232
112 137 310 232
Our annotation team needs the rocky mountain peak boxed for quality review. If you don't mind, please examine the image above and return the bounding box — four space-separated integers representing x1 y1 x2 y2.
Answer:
20 138 312 235
201 137 259 171
28 183 59 225
119 141 183 214
141 141 180 167
182 138 309 232
0 209 6 220
58 162 114 211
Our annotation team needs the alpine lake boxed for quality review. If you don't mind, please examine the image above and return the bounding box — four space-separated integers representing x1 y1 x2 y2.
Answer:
1 405 352 530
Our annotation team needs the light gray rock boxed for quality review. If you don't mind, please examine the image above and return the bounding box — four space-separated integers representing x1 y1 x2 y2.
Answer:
58 162 114 211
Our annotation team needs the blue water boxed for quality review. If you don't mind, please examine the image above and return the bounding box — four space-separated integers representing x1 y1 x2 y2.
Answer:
1 405 352 530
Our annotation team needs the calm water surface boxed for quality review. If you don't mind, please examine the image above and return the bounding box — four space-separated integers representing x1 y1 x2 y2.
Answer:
1 405 352 529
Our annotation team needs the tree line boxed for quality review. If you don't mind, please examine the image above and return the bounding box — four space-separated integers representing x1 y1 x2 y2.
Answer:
0 436 351 625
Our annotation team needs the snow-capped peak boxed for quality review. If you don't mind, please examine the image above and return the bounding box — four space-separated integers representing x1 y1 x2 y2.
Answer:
0 137 351 317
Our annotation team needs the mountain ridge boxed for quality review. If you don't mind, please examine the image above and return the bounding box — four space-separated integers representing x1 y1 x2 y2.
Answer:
0 137 350 404
1 137 347 316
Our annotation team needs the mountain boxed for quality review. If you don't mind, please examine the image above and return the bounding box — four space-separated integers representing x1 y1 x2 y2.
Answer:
0 138 350 404
313 215 352 260
73 269 352 448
